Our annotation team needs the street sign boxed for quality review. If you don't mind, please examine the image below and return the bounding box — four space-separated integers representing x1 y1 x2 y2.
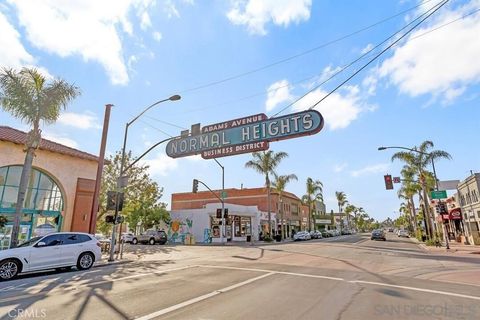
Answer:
431 190 447 199
393 177 401 184
166 110 324 159
438 180 460 190
220 191 227 199
117 176 128 188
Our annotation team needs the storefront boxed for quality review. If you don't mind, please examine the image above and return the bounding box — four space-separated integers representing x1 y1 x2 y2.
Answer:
170 203 261 243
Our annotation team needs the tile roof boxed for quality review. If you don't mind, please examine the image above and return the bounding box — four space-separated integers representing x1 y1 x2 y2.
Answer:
0 126 99 162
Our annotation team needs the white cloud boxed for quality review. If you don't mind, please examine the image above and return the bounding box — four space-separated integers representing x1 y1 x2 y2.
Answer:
164 0 180 18
0 10 35 68
292 85 364 130
351 163 390 177
57 112 101 130
140 11 152 30
361 43 374 54
6 0 157 85
143 153 178 176
42 132 79 149
333 163 348 173
378 1 480 102
227 0 312 35
153 31 163 42
265 79 293 112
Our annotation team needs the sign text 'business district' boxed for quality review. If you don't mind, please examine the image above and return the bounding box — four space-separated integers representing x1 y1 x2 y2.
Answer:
166 110 324 159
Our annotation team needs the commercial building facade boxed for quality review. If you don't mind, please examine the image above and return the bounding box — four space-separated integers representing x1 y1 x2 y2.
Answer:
0 126 99 249
457 173 480 245
171 187 317 239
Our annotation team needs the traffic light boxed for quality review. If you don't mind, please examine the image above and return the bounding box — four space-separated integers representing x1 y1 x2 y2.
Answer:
224 208 229 220
116 215 125 224
384 175 393 190
193 179 199 193
437 202 447 214
106 191 124 211
105 215 115 223
216 208 222 218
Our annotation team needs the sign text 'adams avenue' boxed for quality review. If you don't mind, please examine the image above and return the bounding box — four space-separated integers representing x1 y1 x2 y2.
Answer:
166 110 324 159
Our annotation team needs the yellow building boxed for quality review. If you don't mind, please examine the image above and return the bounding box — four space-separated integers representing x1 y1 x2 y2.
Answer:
0 126 99 249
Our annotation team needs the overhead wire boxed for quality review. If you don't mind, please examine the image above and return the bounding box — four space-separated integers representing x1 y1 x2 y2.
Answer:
176 0 438 95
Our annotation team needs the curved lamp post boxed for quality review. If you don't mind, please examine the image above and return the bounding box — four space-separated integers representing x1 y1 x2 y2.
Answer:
109 95 181 262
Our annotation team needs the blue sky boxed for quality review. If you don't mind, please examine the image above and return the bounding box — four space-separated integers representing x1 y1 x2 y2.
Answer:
1 0 479 221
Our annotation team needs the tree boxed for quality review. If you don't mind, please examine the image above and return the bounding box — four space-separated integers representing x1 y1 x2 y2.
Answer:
335 191 348 232
245 150 288 236
97 150 166 235
303 178 323 231
0 67 80 248
391 141 451 239
273 174 298 239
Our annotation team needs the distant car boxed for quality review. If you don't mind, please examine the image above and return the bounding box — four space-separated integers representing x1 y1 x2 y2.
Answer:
121 233 134 243
309 230 322 239
371 229 386 241
320 230 330 238
397 230 409 238
388 228 394 232
293 231 311 241
0 232 101 281
341 230 352 235
132 230 167 245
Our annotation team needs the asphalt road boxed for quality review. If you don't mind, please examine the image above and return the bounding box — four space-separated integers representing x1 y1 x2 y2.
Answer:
1 234 479 320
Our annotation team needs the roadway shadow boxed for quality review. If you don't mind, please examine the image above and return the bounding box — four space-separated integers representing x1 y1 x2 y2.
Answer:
232 248 265 261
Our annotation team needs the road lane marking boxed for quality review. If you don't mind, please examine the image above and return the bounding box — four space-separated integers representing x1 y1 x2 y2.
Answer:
0 265 198 304
200 265 344 281
349 280 480 301
135 272 274 320
198 265 480 302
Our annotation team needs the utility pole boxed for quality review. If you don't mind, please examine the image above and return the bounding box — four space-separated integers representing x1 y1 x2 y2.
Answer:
213 159 225 244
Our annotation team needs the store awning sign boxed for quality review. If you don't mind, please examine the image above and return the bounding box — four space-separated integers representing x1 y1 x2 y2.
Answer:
166 110 324 159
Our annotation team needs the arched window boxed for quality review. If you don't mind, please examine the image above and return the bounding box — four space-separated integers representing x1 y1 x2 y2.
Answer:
0 165 64 211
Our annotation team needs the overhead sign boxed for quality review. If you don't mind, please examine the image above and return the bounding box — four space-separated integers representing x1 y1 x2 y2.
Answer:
166 110 324 159
431 190 447 199
315 219 332 224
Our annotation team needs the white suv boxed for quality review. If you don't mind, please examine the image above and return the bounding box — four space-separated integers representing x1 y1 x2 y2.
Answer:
0 232 102 281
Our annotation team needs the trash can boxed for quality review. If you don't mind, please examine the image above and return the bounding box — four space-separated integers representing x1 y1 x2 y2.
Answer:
422 235 427 242
246 235 251 242
275 234 282 242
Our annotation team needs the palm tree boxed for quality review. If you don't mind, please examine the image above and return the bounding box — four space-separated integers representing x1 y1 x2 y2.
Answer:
391 141 451 239
0 67 80 247
302 178 323 231
335 191 348 232
397 165 421 234
245 151 288 236
273 174 298 239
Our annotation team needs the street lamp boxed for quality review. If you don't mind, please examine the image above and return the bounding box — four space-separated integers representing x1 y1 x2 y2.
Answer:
108 94 181 262
378 145 449 249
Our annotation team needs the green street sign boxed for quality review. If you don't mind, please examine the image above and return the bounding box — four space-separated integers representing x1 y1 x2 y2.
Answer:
431 190 447 199
221 191 228 199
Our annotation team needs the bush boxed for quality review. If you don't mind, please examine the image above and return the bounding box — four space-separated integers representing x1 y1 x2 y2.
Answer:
263 235 273 242
416 230 423 242
425 238 442 246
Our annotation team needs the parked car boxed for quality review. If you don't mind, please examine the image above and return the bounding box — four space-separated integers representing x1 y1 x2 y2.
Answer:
293 231 311 241
94 233 111 252
320 230 330 238
312 230 323 239
131 230 167 245
388 228 394 232
0 232 102 281
371 229 387 241
327 230 339 237
121 233 135 243
397 230 409 238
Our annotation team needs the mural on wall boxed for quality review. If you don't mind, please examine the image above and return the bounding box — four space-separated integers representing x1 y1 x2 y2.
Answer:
167 215 194 243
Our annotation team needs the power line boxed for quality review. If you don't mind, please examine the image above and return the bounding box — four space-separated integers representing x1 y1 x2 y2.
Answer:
177 0 438 95
307 0 449 111
271 0 448 117
178 4 477 117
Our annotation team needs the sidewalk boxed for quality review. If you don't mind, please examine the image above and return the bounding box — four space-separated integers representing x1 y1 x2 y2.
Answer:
410 237 480 254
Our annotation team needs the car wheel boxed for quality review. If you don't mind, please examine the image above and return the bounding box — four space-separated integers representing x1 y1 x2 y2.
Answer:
149 238 155 245
371 238 374 240
77 252 95 270
132 238 138 245
0 259 20 280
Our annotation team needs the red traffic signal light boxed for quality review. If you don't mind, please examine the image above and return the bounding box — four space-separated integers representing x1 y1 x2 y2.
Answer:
384 175 394 190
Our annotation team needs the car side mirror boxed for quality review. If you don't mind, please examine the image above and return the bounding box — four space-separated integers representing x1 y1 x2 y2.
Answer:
36 241 46 247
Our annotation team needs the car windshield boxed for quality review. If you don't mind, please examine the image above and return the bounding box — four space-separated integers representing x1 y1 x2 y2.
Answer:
17 236 43 248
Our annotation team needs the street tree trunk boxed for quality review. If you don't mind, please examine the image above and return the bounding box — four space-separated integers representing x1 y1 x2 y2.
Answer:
10 132 39 248
409 196 418 233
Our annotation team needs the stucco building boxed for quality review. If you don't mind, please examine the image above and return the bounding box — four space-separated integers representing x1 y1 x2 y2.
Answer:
0 126 99 249
171 187 319 238
457 173 480 245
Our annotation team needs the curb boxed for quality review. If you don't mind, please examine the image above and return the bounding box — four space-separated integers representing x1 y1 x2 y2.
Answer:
95 259 133 268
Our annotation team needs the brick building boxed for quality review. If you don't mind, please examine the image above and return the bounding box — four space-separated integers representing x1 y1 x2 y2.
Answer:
171 187 311 236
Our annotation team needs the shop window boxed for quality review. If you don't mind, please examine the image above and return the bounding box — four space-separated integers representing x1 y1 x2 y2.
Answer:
2 186 18 208
5 166 21 186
